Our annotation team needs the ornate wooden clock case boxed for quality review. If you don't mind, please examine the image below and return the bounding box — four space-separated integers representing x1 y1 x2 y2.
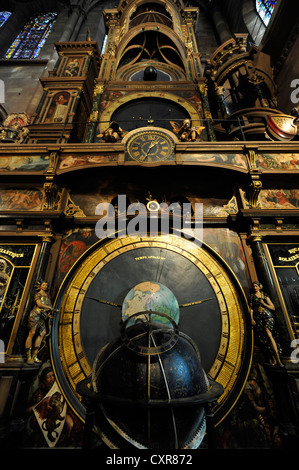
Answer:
46 0 254 435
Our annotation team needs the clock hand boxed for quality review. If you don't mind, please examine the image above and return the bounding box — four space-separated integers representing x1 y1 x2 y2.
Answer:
139 139 159 161
87 296 122 308
179 297 215 308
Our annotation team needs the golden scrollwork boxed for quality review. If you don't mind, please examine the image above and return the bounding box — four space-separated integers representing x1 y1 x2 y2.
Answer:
93 84 104 96
43 182 58 210
247 175 262 208
88 110 99 123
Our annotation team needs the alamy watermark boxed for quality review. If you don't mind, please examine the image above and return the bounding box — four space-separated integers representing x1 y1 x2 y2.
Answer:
95 195 203 245
290 339 299 364
0 80 4 104
0 339 4 363
290 79 299 104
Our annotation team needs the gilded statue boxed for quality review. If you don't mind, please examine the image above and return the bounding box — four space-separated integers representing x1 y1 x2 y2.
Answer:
25 280 54 364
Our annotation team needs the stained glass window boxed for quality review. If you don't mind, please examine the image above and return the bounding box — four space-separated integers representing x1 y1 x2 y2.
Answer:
100 34 108 55
0 11 12 27
4 12 57 59
256 0 277 26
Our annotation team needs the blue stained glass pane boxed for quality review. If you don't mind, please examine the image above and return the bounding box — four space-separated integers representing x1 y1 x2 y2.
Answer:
4 12 57 59
256 0 277 26
0 11 11 27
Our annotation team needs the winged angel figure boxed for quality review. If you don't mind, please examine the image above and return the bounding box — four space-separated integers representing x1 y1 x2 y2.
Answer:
170 119 205 142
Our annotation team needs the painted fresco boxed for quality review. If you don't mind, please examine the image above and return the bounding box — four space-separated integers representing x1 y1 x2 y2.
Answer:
182 153 248 169
58 154 118 171
241 189 299 209
259 190 299 208
0 188 44 210
256 153 299 170
203 227 250 291
53 227 98 289
0 155 50 172
217 360 284 449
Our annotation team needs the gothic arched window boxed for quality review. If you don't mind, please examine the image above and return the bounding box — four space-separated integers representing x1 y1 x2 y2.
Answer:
4 12 57 59
256 0 277 26
0 11 12 28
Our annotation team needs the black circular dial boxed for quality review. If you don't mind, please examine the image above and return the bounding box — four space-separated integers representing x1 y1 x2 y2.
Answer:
126 129 175 162
51 234 252 429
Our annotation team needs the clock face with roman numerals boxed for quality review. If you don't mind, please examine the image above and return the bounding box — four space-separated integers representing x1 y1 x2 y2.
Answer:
125 128 175 162
51 233 252 428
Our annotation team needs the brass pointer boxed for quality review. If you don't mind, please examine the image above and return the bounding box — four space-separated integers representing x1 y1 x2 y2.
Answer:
179 297 215 308
87 296 122 308
87 296 215 309
139 139 159 161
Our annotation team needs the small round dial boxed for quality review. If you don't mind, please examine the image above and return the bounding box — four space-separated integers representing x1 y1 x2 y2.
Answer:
126 129 175 162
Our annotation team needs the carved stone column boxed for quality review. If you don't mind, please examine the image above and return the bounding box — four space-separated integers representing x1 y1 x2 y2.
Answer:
59 0 86 42
209 0 232 45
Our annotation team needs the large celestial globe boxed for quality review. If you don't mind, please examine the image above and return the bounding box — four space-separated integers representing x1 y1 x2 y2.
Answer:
91 308 210 449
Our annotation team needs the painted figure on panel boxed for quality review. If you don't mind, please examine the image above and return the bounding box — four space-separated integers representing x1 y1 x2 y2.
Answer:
218 363 282 448
63 57 81 76
25 365 83 447
45 92 70 123
249 281 283 367
25 280 54 364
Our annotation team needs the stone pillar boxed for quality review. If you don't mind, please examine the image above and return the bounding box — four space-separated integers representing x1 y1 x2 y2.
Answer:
209 0 232 45
59 0 85 42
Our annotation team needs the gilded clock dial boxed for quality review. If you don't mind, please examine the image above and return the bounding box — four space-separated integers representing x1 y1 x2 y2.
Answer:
51 234 252 424
126 129 175 162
